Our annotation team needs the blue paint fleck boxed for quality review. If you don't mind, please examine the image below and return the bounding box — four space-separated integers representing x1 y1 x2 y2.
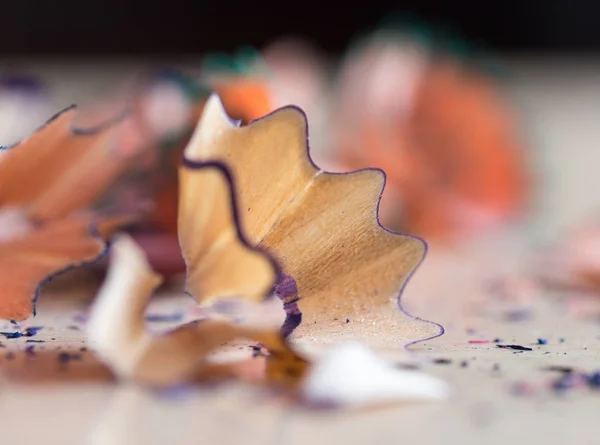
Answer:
0 326 43 339
497 344 533 351
24 326 43 337
587 372 600 389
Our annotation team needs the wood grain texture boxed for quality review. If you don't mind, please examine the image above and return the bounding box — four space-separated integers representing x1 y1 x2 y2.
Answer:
183 95 440 347
178 165 277 303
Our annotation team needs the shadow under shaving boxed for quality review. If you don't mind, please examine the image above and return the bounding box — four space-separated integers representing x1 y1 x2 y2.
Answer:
0 347 114 384
0 344 270 387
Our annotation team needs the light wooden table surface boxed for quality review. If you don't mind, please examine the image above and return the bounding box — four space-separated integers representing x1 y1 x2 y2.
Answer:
1 57 600 445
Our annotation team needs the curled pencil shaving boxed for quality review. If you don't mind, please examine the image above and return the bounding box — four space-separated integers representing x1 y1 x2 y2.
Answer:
184 95 441 348
88 93 441 388
0 215 108 321
333 35 527 241
0 107 140 221
0 107 140 321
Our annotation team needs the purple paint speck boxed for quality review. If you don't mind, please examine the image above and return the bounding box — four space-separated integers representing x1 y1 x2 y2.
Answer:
154 384 194 400
249 345 264 358
73 314 88 324
281 313 301 338
552 373 585 392
274 274 302 337
58 352 81 365
274 274 298 302
587 372 600 389
504 309 533 322
145 313 183 323
1 75 43 91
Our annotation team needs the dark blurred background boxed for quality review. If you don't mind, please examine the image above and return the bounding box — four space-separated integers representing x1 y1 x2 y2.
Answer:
2 0 600 55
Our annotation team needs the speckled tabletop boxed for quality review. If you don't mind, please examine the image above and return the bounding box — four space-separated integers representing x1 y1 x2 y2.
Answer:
1 57 600 445
1 244 599 445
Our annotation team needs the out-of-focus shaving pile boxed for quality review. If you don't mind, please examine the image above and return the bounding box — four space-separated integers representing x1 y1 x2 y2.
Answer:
0 23 476 409
0 24 531 279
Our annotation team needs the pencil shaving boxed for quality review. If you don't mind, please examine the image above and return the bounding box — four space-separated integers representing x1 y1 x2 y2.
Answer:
0 108 139 321
183 94 440 347
87 93 442 389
